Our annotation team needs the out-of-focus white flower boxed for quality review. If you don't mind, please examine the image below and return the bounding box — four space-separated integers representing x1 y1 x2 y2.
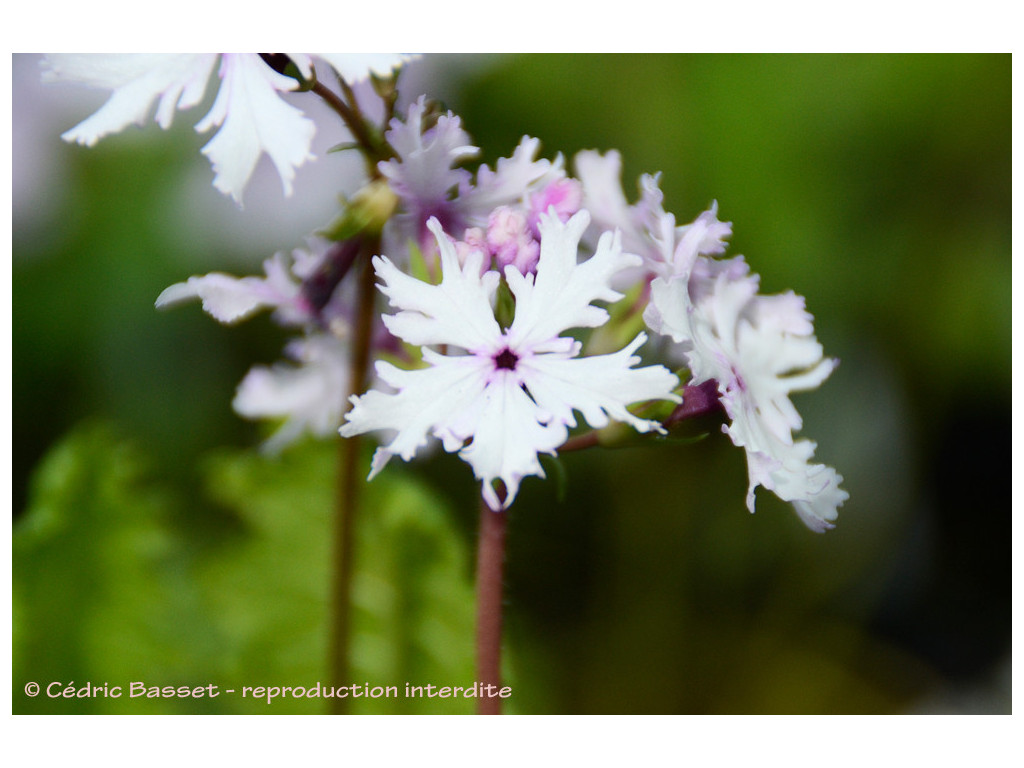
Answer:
314 53 417 83
574 149 731 281
234 333 350 453
646 257 847 532
155 249 306 325
155 236 359 327
41 53 412 204
341 210 680 510
577 148 846 530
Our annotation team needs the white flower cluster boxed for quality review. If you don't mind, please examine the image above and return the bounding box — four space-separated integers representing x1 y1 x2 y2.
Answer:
46 54 846 529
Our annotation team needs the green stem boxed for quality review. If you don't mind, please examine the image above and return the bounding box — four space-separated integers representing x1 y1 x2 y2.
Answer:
475 488 508 715
310 80 393 177
328 239 380 714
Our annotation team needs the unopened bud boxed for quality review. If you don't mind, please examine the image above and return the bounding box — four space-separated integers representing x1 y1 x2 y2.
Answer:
322 179 399 241
487 207 539 275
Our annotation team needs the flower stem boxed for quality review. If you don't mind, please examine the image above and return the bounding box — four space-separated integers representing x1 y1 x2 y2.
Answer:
310 80 393 177
475 489 508 715
328 239 379 714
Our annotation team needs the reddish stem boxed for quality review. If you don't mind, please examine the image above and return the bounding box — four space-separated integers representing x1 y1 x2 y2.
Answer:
475 489 508 715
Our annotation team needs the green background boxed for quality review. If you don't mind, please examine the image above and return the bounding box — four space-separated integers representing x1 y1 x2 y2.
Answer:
12 53 1011 713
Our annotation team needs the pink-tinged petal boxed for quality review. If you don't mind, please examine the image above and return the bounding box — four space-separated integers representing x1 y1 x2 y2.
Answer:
155 250 305 325
672 201 733 275
379 96 478 246
195 53 316 204
526 177 583 237
42 54 217 145
647 247 846 530
463 137 562 223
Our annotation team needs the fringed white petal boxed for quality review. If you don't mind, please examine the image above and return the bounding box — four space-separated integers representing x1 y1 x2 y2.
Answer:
43 53 217 145
315 53 417 83
195 54 316 204
508 210 639 349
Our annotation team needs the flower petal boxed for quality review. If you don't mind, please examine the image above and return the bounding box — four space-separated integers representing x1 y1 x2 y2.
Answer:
195 53 316 204
457 371 568 510
156 273 283 324
374 220 501 351
341 351 493 474
155 252 303 325
42 53 217 145
508 210 639 349
647 254 846 530
315 53 418 82
522 332 680 434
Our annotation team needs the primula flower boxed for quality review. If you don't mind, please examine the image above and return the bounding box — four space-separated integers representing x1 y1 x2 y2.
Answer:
645 242 847 532
576 148 846 530
341 210 680 510
42 53 411 203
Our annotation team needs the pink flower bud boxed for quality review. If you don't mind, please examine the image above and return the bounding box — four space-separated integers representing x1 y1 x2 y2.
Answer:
486 207 540 275
527 178 583 238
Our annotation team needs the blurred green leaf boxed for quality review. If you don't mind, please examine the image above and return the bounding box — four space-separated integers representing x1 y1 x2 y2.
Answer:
13 422 213 714
14 423 477 714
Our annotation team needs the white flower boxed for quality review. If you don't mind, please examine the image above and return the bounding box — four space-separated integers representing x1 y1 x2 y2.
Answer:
341 210 680 510
234 333 350 453
574 149 731 281
646 262 847 532
42 53 412 204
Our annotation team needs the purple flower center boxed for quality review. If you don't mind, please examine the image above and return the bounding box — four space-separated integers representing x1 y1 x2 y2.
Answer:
493 348 519 371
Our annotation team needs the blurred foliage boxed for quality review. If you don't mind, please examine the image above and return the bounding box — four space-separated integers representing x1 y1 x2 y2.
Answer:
14 424 476 713
12 54 1010 714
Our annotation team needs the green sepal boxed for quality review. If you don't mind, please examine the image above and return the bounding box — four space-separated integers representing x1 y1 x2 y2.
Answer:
584 281 648 356
370 72 399 109
494 279 516 330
